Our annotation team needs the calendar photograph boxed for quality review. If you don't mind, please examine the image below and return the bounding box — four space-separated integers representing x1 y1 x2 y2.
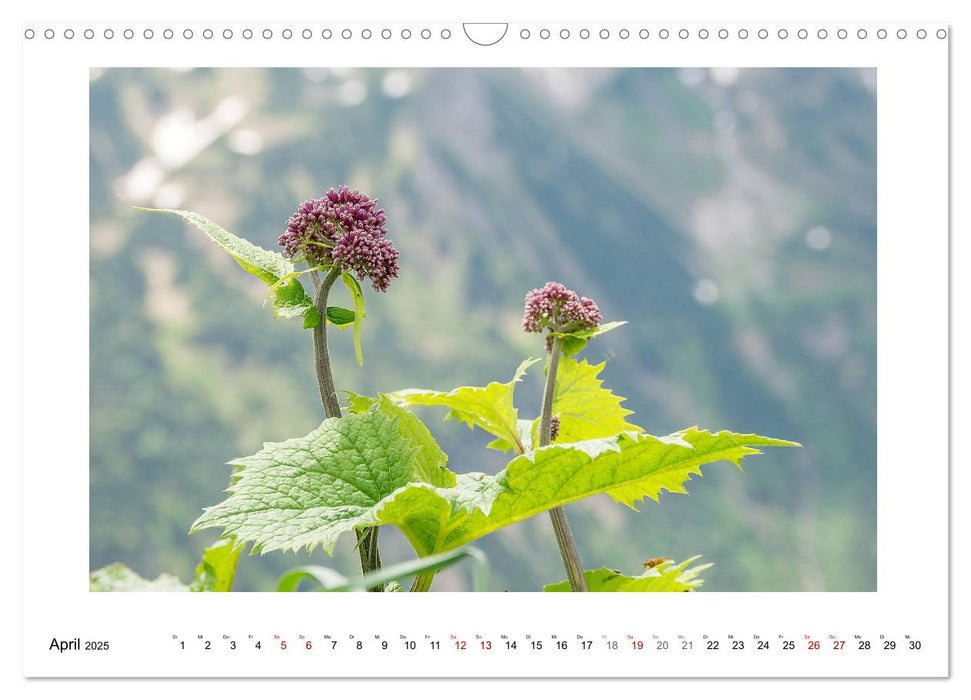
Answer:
88 66 877 595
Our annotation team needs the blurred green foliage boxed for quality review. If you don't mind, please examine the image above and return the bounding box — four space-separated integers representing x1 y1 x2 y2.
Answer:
90 67 876 591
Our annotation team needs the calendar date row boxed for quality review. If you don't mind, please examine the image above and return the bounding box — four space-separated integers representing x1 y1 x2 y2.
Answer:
172 635 923 653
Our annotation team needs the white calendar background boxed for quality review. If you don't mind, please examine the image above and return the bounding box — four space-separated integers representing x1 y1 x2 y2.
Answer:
11 0 966 695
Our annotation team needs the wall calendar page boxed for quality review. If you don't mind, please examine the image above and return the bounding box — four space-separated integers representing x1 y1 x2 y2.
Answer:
14 1 960 696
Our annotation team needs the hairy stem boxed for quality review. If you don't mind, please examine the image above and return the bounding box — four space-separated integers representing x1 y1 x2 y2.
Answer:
311 266 343 417
539 335 588 592
547 507 586 591
538 337 562 445
310 264 383 590
357 528 383 591
410 570 436 593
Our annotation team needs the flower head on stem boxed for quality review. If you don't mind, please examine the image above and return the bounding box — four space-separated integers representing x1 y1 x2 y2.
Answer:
522 281 602 334
279 186 400 292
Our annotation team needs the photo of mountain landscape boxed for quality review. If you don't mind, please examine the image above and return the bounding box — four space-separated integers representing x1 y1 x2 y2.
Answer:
89 67 876 592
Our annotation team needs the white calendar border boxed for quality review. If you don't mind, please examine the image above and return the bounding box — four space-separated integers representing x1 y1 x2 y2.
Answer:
16 1 954 686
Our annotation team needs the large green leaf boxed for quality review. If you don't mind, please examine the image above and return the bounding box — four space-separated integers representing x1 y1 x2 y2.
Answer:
587 428 800 509
377 429 799 556
189 537 241 592
190 399 452 554
388 358 541 454
192 402 797 559
388 356 638 454
544 556 711 592
90 563 189 592
140 207 322 328
532 357 642 446
335 392 457 488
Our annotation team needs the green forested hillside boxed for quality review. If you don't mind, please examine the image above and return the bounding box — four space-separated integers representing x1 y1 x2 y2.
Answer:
90 67 876 591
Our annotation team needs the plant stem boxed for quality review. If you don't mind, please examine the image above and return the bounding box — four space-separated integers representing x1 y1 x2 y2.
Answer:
538 337 562 445
311 266 343 418
410 570 436 593
357 527 383 591
310 264 383 590
547 508 586 591
539 335 588 592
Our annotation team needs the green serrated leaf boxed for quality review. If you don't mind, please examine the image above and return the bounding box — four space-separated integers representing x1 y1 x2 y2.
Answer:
138 208 292 284
531 356 642 446
386 428 798 555
389 358 541 455
192 404 797 559
552 320 628 357
89 563 189 592
190 400 450 554
189 537 241 592
544 556 711 592
340 390 379 414
341 271 366 366
508 428 800 512
337 394 456 492
593 428 800 509
374 396 455 488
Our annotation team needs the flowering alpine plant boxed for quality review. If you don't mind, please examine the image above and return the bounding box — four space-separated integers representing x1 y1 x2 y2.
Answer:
280 187 400 292
138 187 399 588
111 198 799 594
523 282 607 590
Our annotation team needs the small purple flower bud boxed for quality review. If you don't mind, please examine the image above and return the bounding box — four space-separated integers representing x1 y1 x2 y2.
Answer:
278 186 399 292
331 231 400 293
550 415 560 442
522 281 602 334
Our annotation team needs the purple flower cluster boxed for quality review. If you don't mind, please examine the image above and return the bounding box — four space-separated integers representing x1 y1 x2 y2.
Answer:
550 415 561 442
278 186 400 292
522 281 602 334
